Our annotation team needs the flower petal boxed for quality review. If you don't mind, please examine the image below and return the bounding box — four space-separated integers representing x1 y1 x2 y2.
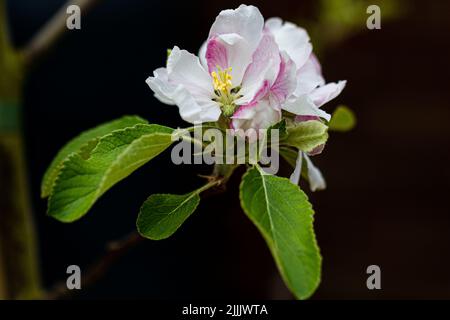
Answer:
146 47 221 124
198 40 208 69
232 99 281 133
269 51 297 108
304 154 326 191
309 80 347 107
172 87 221 124
209 5 264 51
289 151 303 185
205 36 229 72
167 46 213 98
289 152 326 191
150 83 220 124
294 54 325 96
238 32 281 103
207 5 264 86
282 95 332 121
146 68 176 105
205 33 255 86
265 17 312 70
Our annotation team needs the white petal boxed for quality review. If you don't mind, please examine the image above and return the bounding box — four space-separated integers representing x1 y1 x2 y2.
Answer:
198 40 208 69
265 17 312 70
170 85 221 124
167 46 213 99
209 5 264 51
282 95 331 121
309 80 347 107
294 54 325 96
289 151 303 185
304 154 326 191
200 101 222 122
146 47 221 124
146 68 176 105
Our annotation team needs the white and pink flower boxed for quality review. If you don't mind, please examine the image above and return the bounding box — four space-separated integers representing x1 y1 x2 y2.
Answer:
146 4 347 190
146 4 345 129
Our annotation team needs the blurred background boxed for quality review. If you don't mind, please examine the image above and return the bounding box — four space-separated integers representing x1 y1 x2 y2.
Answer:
1 0 450 299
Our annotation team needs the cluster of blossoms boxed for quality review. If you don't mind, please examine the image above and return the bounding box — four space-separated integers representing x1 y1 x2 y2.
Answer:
146 4 346 191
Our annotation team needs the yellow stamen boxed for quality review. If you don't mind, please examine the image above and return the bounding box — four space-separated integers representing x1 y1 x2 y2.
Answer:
211 67 233 94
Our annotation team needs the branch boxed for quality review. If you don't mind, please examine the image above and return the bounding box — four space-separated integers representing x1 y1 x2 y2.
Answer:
45 165 238 299
45 231 144 300
21 0 102 67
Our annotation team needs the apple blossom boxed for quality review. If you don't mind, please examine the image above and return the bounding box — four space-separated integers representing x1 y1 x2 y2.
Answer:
146 4 347 190
146 4 345 130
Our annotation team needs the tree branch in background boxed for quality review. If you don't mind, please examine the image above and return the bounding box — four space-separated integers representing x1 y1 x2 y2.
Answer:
45 166 236 300
1 0 103 299
21 0 102 67
45 231 144 300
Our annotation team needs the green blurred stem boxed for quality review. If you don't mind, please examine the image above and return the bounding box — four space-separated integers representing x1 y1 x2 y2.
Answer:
0 119 42 299
1 0 103 299
0 1 41 299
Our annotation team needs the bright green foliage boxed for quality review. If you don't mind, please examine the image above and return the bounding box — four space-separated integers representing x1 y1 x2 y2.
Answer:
137 180 221 240
41 116 148 198
240 166 321 299
284 120 328 153
328 105 356 132
137 193 200 240
47 123 173 222
41 108 335 300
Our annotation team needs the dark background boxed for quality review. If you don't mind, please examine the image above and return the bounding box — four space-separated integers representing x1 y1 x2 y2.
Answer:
5 0 450 299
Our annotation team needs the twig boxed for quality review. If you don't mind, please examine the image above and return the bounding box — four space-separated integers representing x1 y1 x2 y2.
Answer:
21 0 102 67
45 231 144 300
45 165 237 300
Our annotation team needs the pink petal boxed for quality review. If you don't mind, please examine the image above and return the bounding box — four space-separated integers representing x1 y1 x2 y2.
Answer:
205 37 228 73
232 101 258 119
242 32 280 86
238 32 281 104
270 52 297 108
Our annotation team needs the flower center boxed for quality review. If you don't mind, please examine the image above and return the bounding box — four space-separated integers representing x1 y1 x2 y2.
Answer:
211 67 233 94
211 67 242 117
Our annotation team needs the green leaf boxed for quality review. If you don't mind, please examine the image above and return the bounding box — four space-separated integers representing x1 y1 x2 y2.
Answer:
48 123 174 222
41 115 148 198
137 193 200 240
137 181 220 240
328 105 356 132
284 120 328 153
239 166 321 299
